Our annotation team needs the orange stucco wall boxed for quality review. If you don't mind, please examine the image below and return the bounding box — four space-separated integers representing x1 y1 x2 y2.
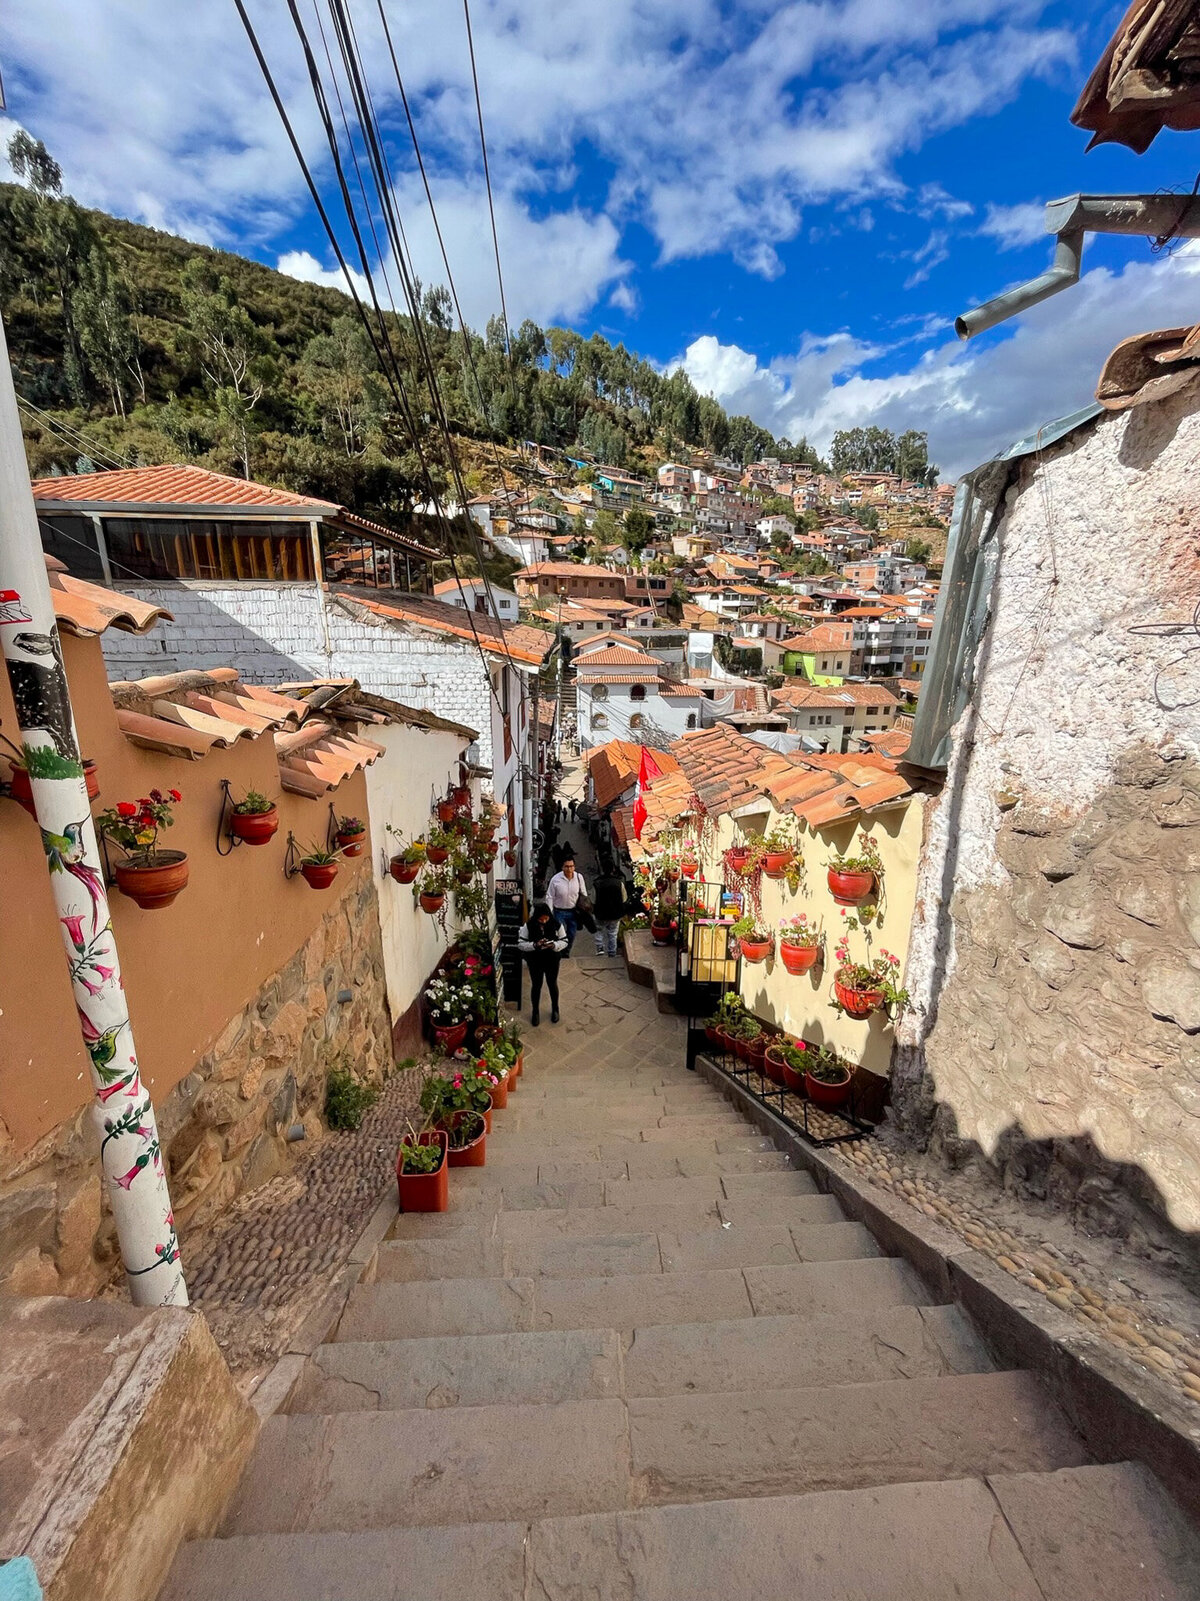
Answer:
0 633 372 1157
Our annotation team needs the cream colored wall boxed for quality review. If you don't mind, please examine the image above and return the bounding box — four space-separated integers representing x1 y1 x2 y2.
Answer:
365 722 475 1029
691 797 924 1076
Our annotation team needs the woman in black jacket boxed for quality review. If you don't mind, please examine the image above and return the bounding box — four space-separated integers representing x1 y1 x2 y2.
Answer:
590 854 628 958
517 901 567 1026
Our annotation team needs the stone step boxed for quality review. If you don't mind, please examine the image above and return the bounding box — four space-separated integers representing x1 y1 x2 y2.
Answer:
215 1371 1085 1537
450 1146 794 1189
290 1304 995 1416
164 1463 1200 1601
337 1257 926 1341
603 1170 814 1209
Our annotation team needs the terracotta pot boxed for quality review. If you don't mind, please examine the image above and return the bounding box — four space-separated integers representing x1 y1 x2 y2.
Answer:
10 760 99 814
780 941 819 975
336 827 366 858
114 851 190 910
834 978 883 1019
726 847 752 874
713 1026 734 1056
490 1074 509 1109
301 861 339 890
828 867 876 906
455 868 473 885
512 1049 524 1081
437 800 457 824
447 1113 488 1167
780 1057 808 1093
704 1023 723 1047
390 857 421 884
426 845 450 865
738 936 771 964
231 806 279 845
650 919 674 946
396 1130 449 1212
451 785 471 808
762 850 793 879
680 859 698 879
473 1023 502 1048
743 1033 768 1072
665 866 681 882
434 1020 468 1053
806 1067 852 1110
420 891 446 915
504 850 517 866
763 1044 787 1086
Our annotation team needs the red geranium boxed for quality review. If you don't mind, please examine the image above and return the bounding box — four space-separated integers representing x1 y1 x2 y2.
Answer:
169 788 182 802
116 801 137 818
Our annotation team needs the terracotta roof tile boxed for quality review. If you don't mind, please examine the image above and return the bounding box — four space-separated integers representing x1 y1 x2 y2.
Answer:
46 567 173 639
337 591 555 666
32 463 339 511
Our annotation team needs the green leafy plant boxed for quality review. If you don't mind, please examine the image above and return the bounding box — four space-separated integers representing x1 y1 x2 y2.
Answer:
300 842 341 866
806 1043 852 1084
336 814 364 835
415 865 451 898
706 992 746 1030
428 823 454 852
454 879 490 924
732 914 771 942
386 824 427 864
732 1015 763 1042
446 1109 486 1150
233 789 274 815
97 787 182 865
771 1037 809 1071
828 832 884 876
325 1063 378 1131
398 1124 443 1174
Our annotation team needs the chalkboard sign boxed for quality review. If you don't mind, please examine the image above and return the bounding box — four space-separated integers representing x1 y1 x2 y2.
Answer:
494 885 527 1004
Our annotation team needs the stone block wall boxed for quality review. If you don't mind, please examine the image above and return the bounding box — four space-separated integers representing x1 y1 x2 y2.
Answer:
1 877 391 1298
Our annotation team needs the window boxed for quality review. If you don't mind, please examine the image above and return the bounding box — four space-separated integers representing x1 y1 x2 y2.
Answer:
591 684 608 701
101 517 317 583
591 712 608 729
867 705 879 715
630 683 647 701
629 713 644 729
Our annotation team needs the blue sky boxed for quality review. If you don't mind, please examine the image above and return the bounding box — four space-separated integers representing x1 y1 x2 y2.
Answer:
4 0 1200 475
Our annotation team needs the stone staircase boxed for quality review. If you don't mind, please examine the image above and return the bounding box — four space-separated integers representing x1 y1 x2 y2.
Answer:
163 966 1200 1600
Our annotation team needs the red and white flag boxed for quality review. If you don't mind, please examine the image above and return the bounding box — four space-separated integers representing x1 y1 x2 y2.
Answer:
632 745 663 840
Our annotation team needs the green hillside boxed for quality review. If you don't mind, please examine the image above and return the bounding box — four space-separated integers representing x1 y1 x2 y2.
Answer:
0 137 820 533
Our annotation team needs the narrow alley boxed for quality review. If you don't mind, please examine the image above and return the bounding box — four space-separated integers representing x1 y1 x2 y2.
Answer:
161 912 1198 1600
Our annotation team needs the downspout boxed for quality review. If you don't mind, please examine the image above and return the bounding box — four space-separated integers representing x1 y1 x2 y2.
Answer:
955 231 1083 340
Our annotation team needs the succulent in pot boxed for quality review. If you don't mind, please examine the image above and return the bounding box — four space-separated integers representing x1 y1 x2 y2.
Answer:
98 788 189 909
778 913 821 975
299 843 341 890
827 834 884 905
334 814 367 857
731 1015 767 1067
732 914 772 965
230 788 279 845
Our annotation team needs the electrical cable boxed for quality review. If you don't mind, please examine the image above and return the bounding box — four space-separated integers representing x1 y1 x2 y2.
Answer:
16 397 132 470
461 0 513 375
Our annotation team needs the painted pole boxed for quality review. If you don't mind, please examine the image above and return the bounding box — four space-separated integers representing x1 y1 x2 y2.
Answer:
0 313 186 1307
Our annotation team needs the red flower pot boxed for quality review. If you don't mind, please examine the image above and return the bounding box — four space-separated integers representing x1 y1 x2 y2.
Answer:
726 847 752 874
490 1075 509 1109
828 867 876 906
513 1049 524 1080
650 919 674 946
781 1058 807 1093
451 785 471 808
504 850 517 866
426 845 450 865
437 800 457 824
301 861 339 890
448 1104 490 1165
420 892 445 915
115 851 190 909
336 827 366 858
806 1068 853 1110
780 942 819 975
681 859 698 879
739 937 771 964
763 1044 787 1086
396 1131 449 1212
434 1021 468 1053
834 978 883 1019
10 760 99 814
704 1023 723 1047
231 806 279 845
390 857 421 883
762 850 793 879
713 1026 734 1056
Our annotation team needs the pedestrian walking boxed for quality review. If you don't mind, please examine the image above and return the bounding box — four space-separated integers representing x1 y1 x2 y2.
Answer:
517 901 566 1026
568 798 578 821
591 854 627 958
546 853 587 953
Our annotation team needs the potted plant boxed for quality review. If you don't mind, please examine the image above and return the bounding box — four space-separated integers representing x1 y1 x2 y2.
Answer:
426 823 453 865
446 1108 488 1166
828 834 884 905
7 748 100 813
396 1126 449 1212
648 889 676 946
389 835 426 884
761 822 795 879
832 919 908 1020
436 795 458 825
679 839 699 879
425 975 472 1051
725 841 753 875
732 914 772 965
417 865 450 915
422 1067 492 1158
298 844 341 889
778 914 821 975
98 789 189 909
230 788 279 845
732 1015 767 1069
805 1044 854 1110
704 991 745 1050
450 782 471 810
765 1035 809 1092
451 848 475 886
479 1040 511 1108
335 814 367 857
504 847 517 867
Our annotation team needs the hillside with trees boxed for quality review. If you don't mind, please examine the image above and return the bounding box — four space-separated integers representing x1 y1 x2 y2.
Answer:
0 135 830 536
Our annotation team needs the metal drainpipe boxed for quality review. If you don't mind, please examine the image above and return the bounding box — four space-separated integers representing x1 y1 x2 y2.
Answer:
0 312 186 1307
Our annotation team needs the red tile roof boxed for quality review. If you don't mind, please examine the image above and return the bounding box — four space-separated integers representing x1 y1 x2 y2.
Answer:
43 560 172 639
336 591 554 666
577 671 662 685
585 739 681 808
32 464 338 511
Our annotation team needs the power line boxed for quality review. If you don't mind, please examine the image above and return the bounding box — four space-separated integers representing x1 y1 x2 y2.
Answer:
461 0 513 373
16 397 132 470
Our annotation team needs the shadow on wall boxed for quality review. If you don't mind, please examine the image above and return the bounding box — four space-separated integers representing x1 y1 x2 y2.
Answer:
97 580 325 685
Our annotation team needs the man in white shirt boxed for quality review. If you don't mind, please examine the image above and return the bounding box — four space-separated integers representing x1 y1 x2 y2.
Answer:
545 855 586 954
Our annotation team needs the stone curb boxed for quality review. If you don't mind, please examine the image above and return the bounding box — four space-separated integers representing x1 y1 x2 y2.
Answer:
695 1052 1200 1522
245 1184 399 1422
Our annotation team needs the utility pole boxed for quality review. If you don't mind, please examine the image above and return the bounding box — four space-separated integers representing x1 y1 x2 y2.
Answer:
0 312 186 1307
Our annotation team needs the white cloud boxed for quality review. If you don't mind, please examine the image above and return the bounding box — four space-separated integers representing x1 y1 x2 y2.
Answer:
676 245 1200 477
980 200 1048 250
276 251 369 301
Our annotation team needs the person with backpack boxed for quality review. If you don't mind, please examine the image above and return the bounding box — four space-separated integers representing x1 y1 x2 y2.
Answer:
591 854 628 958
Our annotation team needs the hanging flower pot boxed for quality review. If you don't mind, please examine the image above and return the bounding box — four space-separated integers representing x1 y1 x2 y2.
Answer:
828 866 876 905
680 857 698 879
396 1130 449 1212
436 799 457 825
455 866 473 886
420 891 446 915
806 1063 853 1110
11 758 100 815
335 818 367 857
301 860 339 890
762 850 793 879
834 977 883 1019
434 1020 468 1053
231 803 279 845
738 935 772 964
726 846 752 874
114 851 190 910
426 844 450 866
451 784 471 809
390 856 422 884
504 849 517 867
780 941 819 975
650 918 674 946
